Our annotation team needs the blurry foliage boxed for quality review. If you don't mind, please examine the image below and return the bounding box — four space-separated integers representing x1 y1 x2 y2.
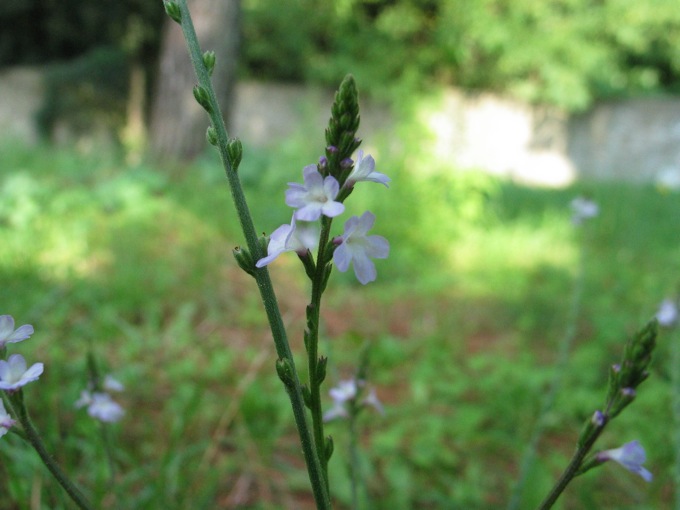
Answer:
1 141 678 507
36 47 130 140
0 0 164 144
242 0 680 109
0 0 163 66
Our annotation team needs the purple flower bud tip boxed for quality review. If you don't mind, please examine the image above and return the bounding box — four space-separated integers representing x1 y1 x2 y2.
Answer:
340 157 353 169
318 156 328 167
621 387 636 397
591 410 605 426
326 146 338 154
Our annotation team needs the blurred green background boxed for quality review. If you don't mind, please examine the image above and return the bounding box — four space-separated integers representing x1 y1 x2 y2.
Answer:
1 0 680 508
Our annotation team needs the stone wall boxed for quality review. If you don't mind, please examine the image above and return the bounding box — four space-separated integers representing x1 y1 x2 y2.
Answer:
3 66 680 188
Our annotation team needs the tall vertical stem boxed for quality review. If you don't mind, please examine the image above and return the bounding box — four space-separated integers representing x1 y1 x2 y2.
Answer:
172 1 330 507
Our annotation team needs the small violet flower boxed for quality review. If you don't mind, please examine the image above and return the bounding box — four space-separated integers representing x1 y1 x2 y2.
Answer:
656 299 678 327
345 150 390 188
256 216 319 268
286 165 345 221
323 379 384 422
596 440 653 482
0 354 44 391
323 379 357 421
0 400 16 438
333 211 389 285
75 391 124 423
0 315 34 348
570 196 599 225
103 374 125 392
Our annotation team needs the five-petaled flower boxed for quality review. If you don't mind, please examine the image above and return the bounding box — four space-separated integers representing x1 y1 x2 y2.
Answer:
75 391 125 423
596 440 653 482
0 315 34 349
345 150 390 188
256 216 319 267
286 165 345 221
0 400 16 438
333 211 389 285
0 354 44 391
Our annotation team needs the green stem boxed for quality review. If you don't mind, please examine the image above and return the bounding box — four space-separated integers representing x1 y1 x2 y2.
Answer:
7 391 94 510
536 425 604 510
307 215 334 486
348 406 361 510
173 2 330 508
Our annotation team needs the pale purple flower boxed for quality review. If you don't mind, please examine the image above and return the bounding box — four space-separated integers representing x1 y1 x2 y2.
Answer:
0 400 16 438
256 216 319 267
324 379 384 422
591 410 605 427
596 440 652 482
323 379 357 421
103 375 125 392
656 299 678 327
345 151 390 188
0 354 43 391
286 165 345 221
0 315 34 348
333 211 389 285
363 387 385 415
570 196 599 225
75 390 124 423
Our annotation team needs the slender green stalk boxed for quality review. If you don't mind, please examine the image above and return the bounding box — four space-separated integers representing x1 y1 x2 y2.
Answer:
307 215 334 485
536 426 603 510
347 406 361 510
171 1 330 507
6 392 94 510
507 232 587 510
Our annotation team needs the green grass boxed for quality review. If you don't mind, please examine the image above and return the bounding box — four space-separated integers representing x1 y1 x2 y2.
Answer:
0 140 678 509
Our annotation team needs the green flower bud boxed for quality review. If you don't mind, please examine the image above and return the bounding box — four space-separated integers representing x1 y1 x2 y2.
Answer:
164 1 181 23
206 126 217 146
316 356 328 385
227 137 243 170
202 50 216 76
276 358 295 388
192 85 212 113
324 75 360 167
302 384 312 408
324 435 334 461
232 246 256 277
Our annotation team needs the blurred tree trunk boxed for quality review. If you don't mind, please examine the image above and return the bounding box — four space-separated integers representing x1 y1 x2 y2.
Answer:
150 0 240 162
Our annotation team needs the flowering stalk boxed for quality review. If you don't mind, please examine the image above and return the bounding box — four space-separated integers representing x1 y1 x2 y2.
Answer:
323 348 384 510
4 391 94 510
303 75 362 486
536 319 657 510
164 1 330 507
